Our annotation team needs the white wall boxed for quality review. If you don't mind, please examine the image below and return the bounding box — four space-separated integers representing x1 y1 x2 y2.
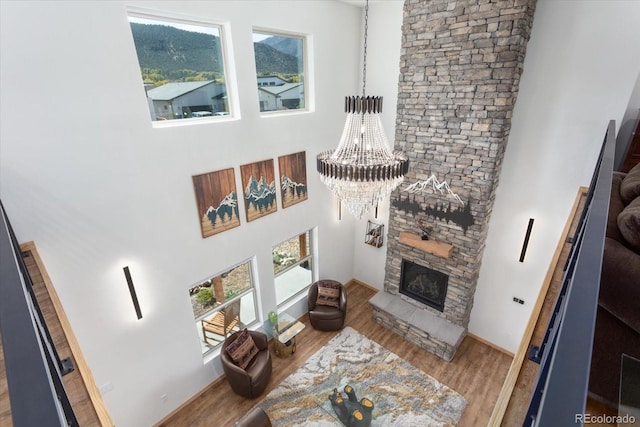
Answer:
615 73 640 169
470 0 640 353
0 1 361 425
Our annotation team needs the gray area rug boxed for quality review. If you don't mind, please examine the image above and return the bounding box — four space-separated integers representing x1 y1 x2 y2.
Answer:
257 326 467 426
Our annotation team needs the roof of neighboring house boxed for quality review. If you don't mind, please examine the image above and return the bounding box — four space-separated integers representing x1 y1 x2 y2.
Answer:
258 83 303 96
257 75 286 81
147 81 216 101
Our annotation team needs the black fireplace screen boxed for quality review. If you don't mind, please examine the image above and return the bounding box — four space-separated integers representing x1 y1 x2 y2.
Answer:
399 259 448 312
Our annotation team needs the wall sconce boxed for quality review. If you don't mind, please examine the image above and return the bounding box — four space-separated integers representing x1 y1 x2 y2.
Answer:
123 266 143 319
519 218 535 263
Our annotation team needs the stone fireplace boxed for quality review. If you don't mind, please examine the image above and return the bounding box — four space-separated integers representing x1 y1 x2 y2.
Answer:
370 0 537 361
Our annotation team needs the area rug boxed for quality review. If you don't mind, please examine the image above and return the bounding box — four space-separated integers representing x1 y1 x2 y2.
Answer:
257 327 467 426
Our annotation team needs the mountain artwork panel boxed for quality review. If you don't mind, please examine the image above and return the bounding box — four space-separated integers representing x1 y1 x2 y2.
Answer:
278 151 308 209
192 168 240 238
240 159 278 222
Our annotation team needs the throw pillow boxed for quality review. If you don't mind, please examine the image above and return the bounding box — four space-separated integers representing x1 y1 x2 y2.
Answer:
225 329 259 369
607 173 626 242
620 162 640 204
617 197 640 252
316 281 341 308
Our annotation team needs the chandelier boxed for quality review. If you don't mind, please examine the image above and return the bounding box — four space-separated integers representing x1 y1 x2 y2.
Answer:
316 0 408 219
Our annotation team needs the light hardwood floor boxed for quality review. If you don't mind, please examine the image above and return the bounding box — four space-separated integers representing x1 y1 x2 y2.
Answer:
157 282 513 427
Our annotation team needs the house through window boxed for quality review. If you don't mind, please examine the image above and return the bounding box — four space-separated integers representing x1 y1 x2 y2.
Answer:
253 30 306 113
273 229 314 305
128 12 232 122
188 260 257 356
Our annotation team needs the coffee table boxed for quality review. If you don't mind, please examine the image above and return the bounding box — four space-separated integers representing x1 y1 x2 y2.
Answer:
263 312 305 358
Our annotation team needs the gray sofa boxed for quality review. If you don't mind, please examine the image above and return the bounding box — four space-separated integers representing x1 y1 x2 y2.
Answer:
589 162 640 406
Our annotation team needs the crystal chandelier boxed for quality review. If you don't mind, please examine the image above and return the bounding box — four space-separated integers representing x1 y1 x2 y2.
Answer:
317 0 408 219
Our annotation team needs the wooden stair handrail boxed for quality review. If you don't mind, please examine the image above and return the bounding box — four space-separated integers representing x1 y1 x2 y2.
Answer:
20 241 115 427
487 187 587 426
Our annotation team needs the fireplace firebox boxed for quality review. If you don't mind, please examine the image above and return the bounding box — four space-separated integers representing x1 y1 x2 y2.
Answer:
399 259 448 312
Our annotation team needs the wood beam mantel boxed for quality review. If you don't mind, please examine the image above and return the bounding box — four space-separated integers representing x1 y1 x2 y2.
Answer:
398 232 454 258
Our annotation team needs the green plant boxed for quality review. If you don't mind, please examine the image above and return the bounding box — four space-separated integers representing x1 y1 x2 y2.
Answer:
273 250 295 266
196 288 215 307
225 289 239 300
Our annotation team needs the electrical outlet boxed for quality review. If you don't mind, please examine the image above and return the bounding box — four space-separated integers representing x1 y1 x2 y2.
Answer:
99 381 114 394
513 297 524 305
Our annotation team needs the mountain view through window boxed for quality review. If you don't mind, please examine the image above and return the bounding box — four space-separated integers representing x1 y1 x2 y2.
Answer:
253 31 305 112
128 15 307 121
128 16 230 121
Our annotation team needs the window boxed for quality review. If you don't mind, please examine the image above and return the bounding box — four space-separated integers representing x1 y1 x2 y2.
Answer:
273 230 314 305
253 30 306 113
128 13 232 122
188 260 257 356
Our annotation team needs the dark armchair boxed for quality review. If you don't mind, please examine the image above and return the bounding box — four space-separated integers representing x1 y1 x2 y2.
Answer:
221 330 272 398
307 280 347 331
235 406 272 427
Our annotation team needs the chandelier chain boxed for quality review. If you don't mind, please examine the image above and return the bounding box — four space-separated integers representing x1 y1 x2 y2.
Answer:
315 0 409 219
362 0 369 99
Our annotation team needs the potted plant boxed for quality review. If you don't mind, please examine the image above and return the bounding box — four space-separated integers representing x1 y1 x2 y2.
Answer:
268 311 278 324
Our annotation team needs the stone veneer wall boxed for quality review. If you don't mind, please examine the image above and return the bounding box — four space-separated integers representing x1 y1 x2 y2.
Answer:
377 0 537 359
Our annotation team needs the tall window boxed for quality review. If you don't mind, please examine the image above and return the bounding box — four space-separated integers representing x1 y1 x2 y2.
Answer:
188 260 257 356
273 230 314 305
128 13 231 122
253 30 306 113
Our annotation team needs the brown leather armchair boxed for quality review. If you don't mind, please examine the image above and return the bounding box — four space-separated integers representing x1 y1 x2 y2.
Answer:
221 330 272 398
307 280 347 331
235 406 272 427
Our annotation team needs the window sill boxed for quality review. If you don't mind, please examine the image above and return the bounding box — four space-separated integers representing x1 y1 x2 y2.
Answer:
151 115 239 129
259 109 313 119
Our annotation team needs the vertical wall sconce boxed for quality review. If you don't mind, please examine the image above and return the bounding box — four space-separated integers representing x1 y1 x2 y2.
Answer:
123 266 143 319
519 218 535 263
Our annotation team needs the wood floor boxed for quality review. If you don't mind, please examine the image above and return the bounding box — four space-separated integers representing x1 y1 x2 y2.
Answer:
157 282 513 427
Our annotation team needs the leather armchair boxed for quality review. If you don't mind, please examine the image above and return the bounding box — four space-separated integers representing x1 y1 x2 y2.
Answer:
307 280 347 331
235 406 272 427
221 330 272 398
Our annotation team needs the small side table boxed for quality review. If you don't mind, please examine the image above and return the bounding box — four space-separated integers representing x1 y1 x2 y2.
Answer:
264 313 305 358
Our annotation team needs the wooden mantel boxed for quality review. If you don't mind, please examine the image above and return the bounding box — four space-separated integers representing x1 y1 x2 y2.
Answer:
398 232 454 258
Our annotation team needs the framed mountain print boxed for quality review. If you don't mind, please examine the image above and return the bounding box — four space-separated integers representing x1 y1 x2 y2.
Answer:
240 159 278 222
192 168 240 238
278 151 308 209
